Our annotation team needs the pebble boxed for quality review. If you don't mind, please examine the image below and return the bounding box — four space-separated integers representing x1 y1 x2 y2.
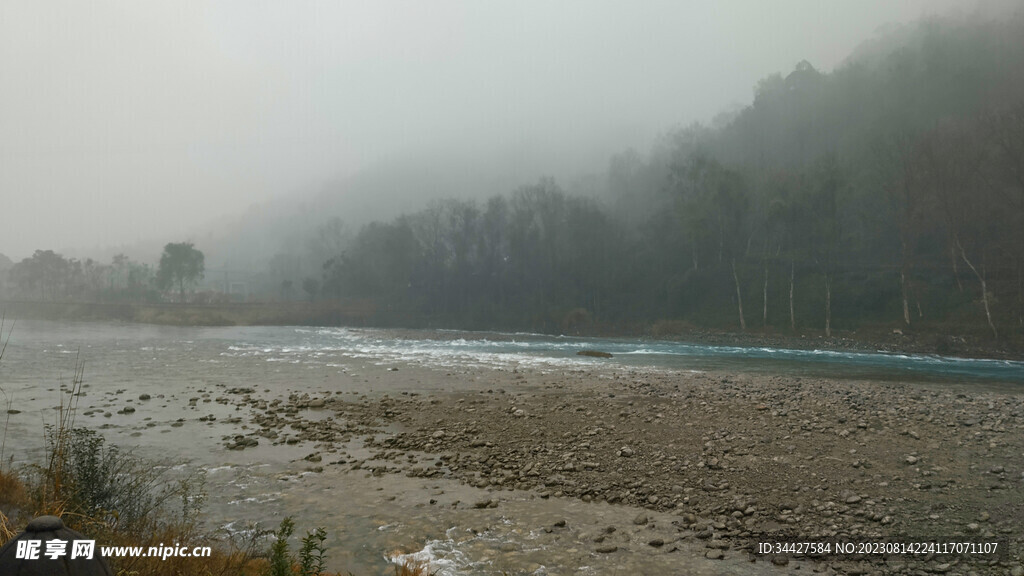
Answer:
704 549 723 560
206 356 1024 575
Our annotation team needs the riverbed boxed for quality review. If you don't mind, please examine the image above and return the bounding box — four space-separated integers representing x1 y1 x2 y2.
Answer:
1 320 1022 575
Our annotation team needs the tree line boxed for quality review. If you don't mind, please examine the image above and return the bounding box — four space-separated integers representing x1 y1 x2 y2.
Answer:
1 243 206 304
310 12 1024 340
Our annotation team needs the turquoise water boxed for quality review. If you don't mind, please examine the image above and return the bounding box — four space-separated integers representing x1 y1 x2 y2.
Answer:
232 325 1022 384
6 321 1023 386
308 327 1024 384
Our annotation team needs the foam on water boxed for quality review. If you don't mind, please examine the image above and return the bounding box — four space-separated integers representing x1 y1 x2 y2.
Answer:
389 537 472 576
213 326 1024 383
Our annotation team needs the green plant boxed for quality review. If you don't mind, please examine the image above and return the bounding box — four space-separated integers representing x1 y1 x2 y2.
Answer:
262 518 336 576
266 516 295 576
299 526 328 576
51 427 205 532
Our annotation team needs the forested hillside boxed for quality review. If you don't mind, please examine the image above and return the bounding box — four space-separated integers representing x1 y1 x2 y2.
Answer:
313 11 1024 342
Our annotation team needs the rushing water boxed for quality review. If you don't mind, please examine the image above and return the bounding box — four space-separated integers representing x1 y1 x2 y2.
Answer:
4 321 1021 385
284 326 1024 384
1 320 1021 575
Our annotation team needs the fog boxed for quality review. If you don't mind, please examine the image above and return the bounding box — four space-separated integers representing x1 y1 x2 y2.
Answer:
0 0 980 262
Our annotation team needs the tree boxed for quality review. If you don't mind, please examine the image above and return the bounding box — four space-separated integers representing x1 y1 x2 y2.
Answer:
804 157 844 338
156 242 205 302
301 277 320 302
9 250 72 300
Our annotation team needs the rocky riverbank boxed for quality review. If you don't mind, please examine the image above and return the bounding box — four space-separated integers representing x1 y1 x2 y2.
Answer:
219 365 1024 575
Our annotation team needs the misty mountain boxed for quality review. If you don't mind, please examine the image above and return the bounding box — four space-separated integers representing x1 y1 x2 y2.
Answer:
198 134 624 284
301 7 1024 339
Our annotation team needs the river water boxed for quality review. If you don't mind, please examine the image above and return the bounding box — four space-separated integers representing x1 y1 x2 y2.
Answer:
1 320 1021 575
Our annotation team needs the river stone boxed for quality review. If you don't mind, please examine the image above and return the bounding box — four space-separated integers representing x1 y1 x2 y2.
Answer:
27 516 64 531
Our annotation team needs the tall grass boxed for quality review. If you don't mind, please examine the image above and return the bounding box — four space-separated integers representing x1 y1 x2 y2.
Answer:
0 315 18 543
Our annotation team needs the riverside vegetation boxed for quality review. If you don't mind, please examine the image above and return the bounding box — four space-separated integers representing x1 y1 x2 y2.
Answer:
0 415 432 576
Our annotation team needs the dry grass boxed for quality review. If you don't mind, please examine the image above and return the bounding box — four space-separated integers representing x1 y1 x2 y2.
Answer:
0 442 439 576
105 528 267 576
0 513 15 546
0 470 25 544
0 459 265 576
0 468 29 511
0 468 30 545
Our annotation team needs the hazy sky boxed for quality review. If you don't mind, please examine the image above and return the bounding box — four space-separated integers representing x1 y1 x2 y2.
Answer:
0 0 974 261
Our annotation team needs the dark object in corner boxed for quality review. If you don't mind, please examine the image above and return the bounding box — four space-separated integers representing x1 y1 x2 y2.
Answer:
0 516 114 576
577 350 613 358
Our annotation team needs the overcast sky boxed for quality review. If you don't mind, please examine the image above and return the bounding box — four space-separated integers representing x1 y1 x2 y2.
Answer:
0 0 976 261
